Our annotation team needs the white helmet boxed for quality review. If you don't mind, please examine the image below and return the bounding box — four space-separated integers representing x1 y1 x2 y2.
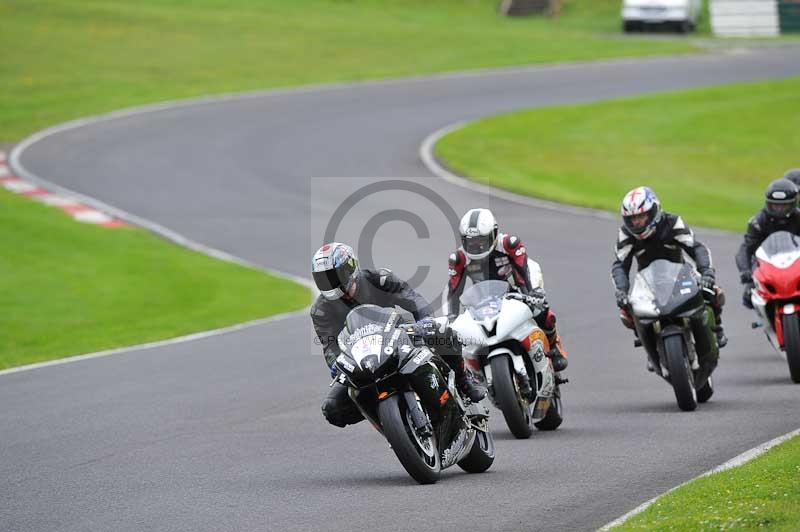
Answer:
459 208 498 260
621 186 662 240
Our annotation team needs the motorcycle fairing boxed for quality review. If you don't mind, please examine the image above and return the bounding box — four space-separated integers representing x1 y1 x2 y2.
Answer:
754 232 800 302
630 260 702 318
755 231 800 269
453 280 556 419
751 231 800 350
337 305 411 385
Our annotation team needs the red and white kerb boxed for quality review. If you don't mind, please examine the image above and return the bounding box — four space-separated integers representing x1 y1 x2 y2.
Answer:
0 151 126 228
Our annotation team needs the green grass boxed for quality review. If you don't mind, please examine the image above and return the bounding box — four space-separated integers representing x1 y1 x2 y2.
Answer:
0 188 310 369
616 434 800 531
436 77 800 232
0 0 701 141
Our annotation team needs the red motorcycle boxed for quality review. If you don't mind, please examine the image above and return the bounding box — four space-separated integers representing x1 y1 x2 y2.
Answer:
750 231 800 383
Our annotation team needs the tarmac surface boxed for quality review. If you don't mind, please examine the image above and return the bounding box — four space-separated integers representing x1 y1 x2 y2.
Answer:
4 48 800 531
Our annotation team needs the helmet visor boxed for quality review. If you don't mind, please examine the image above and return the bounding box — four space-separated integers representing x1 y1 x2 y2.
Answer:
313 268 344 292
313 260 357 299
463 234 495 256
623 211 655 235
767 200 794 218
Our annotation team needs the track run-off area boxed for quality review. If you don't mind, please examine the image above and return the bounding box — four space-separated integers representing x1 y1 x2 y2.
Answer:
4 48 800 531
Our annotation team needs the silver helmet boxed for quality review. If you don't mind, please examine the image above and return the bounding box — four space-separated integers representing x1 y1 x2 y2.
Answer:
311 243 359 300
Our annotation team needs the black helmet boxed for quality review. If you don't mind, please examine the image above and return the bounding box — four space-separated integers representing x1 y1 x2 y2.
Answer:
783 168 800 189
764 179 798 221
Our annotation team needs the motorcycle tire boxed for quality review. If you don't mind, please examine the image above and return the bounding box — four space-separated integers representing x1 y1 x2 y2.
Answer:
490 356 533 439
535 386 563 431
696 375 714 403
664 335 697 411
457 421 495 474
781 313 800 383
378 394 441 484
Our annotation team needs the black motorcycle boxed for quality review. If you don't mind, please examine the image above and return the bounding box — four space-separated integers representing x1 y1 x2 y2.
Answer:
628 259 719 411
333 304 495 484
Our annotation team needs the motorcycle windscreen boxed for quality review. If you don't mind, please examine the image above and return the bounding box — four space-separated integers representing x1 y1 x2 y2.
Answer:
631 260 698 316
341 305 399 339
755 231 800 269
460 280 508 320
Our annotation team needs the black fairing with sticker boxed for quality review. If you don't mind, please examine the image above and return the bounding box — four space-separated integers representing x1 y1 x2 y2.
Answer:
631 260 719 401
334 304 493 480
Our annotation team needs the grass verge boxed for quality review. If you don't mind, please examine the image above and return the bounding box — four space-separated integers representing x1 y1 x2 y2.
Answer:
615 433 800 530
436 77 800 232
0 0 701 141
0 187 310 370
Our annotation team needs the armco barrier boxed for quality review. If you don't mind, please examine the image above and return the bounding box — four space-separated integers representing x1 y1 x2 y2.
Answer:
710 0 780 36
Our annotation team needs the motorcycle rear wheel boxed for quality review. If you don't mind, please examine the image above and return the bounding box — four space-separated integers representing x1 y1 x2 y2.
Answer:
664 335 697 411
378 394 441 484
490 356 533 439
781 313 800 383
535 386 563 431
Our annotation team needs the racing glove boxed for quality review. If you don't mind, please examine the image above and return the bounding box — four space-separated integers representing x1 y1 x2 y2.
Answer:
700 271 716 292
505 290 547 316
412 316 446 337
330 362 338 379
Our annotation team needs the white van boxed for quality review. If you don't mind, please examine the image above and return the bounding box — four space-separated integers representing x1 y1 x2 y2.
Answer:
622 0 702 33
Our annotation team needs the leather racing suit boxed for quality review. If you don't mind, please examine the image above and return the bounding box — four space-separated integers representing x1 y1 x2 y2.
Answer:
612 212 725 342
443 233 568 369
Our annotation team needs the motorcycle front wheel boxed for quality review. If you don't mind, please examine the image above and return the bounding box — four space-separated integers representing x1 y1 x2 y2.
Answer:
664 334 697 411
490 356 533 439
781 313 800 383
378 394 441 484
457 419 495 474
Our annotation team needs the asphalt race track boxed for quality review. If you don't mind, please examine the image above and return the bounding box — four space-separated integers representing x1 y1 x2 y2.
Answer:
4 48 800 531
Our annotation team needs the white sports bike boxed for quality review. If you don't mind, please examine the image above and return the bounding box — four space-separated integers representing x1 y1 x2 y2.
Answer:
450 280 563 439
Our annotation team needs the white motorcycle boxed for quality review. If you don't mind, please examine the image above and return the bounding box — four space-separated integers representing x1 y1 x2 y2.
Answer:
450 280 563 438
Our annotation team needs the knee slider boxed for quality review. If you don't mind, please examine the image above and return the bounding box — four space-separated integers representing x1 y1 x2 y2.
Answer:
321 400 348 428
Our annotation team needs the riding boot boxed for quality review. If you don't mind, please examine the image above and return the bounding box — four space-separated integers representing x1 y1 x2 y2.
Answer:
545 331 569 372
714 315 728 348
711 287 728 348
452 358 486 402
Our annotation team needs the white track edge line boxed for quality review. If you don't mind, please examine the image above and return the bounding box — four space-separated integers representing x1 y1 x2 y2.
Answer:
7 150 318 379
10 145 317 292
0 309 308 378
3 52 718 136
3 55 669 379
5 54 691 379
420 113 797 531
420 120 737 237
597 427 800 530
420 121 617 221
4 47 771 377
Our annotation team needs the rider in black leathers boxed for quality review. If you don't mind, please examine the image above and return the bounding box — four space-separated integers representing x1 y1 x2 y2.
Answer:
612 187 727 348
310 243 485 428
735 178 800 309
